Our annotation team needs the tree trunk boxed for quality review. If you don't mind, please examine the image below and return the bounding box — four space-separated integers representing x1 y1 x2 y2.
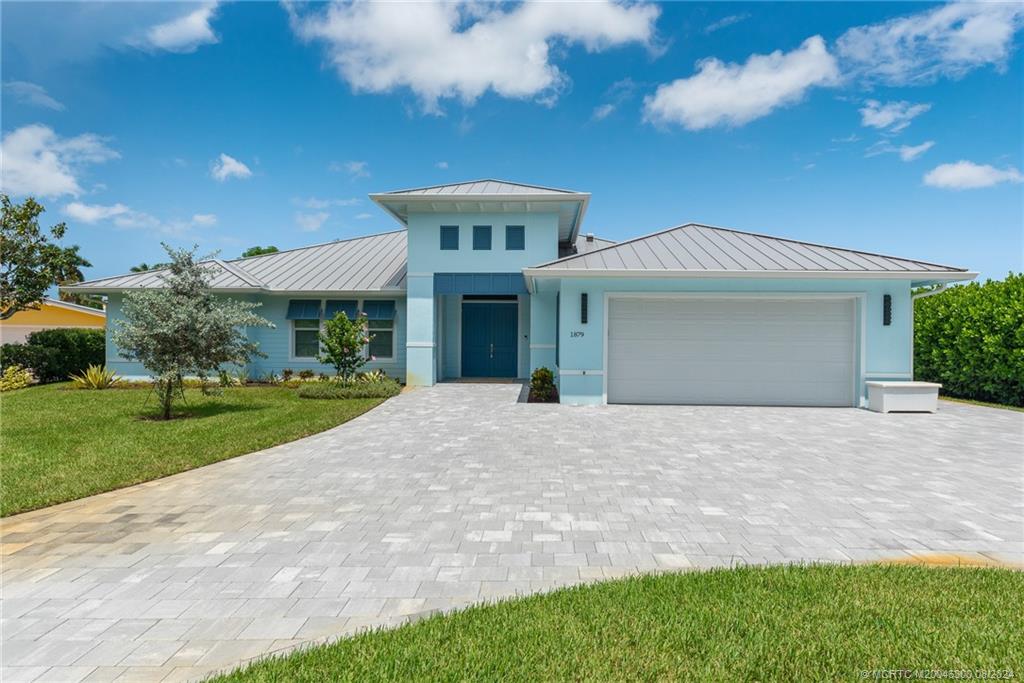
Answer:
162 377 174 420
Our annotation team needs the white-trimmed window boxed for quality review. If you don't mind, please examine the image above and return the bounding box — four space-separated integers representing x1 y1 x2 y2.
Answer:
292 319 320 358
367 318 394 359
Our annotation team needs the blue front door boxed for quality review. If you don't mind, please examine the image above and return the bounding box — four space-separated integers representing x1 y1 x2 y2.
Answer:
461 302 518 378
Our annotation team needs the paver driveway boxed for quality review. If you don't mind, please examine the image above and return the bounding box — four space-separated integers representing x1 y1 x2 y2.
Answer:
2 384 1022 682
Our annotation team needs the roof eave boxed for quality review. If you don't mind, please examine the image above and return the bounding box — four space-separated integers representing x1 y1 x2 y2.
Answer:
60 285 409 296
522 268 979 282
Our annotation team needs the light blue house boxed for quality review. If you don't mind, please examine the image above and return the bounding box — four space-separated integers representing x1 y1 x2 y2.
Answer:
66 179 976 407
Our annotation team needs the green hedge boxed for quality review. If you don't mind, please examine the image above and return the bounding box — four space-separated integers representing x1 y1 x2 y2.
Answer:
297 379 402 400
914 273 1023 407
0 328 105 384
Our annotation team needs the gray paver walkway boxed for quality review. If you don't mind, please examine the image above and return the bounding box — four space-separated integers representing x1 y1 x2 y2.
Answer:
2 385 1022 682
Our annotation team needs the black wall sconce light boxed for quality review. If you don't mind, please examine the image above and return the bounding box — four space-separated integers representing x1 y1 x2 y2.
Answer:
883 294 892 326
580 292 588 324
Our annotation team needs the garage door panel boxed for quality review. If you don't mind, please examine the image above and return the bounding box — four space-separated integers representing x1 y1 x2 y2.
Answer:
607 297 855 406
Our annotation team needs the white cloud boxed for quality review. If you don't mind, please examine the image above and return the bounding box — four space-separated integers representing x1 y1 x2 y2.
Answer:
64 202 131 223
330 160 370 179
591 77 638 122
355 212 373 220
923 161 1023 190
0 124 119 198
435 161 449 170
295 211 330 232
704 13 750 34
831 133 861 143
865 139 936 161
292 196 360 209
64 202 218 235
287 1 660 112
592 103 616 120
643 36 839 130
859 100 931 132
63 201 158 229
837 3 1024 85
899 141 935 162
143 2 219 53
210 153 252 182
3 81 65 111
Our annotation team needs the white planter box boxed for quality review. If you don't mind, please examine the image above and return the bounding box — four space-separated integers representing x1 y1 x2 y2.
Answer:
866 381 941 413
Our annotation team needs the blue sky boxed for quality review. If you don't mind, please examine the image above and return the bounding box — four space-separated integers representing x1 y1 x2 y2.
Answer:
2 1 1021 282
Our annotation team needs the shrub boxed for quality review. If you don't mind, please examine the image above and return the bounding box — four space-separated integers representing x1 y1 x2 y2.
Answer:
70 364 120 390
0 364 34 392
298 369 315 380
357 369 388 383
529 366 557 402
914 273 1024 407
0 328 104 383
281 368 294 380
297 378 401 400
318 312 372 379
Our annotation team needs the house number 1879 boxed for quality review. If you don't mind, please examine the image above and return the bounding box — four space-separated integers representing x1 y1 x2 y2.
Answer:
570 331 585 338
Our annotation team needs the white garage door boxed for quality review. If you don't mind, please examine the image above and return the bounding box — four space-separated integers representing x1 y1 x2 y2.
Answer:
607 297 856 406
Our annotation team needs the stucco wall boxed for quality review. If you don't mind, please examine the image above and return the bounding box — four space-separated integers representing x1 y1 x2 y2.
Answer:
548 277 913 405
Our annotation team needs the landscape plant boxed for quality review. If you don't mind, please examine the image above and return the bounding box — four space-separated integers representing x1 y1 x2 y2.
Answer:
529 366 557 402
0 365 33 392
914 273 1023 406
317 312 372 379
70 364 119 390
112 244 273 419
0 328 105 383
297 378 401 400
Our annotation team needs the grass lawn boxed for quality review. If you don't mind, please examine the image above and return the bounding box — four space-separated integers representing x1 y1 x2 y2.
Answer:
218 564 1023 682
1 384 383 516
940 396 1024 413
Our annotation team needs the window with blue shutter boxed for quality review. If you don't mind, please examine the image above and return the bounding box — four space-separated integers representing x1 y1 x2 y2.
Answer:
505 225 525 250
285 299 321 320
362 300 396 360
473 225 492 250
440 225 459 250
324 300 358 320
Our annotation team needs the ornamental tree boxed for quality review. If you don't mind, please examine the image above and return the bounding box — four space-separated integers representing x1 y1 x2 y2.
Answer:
318 312 372 379
1 194 91 320
112 244 273 419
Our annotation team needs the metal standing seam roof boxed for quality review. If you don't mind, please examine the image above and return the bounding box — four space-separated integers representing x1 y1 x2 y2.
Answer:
64 230 409 293
379 179 583 196
370 178 592 245
530 223 970 274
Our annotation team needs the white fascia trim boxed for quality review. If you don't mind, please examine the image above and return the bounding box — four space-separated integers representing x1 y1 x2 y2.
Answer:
406 341 436 348
558 369 604 376
370 193 590 204
529 343 556 349
522 268 979 281
32 298 107 316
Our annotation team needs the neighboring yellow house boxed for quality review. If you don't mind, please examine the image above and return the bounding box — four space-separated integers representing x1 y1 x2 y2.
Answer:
0 298 106 344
